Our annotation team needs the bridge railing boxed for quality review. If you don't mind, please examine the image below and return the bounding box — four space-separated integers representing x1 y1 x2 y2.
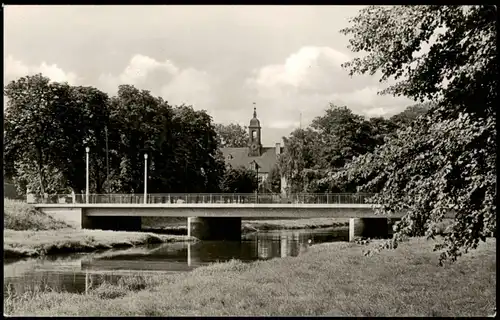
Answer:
30 193 375 205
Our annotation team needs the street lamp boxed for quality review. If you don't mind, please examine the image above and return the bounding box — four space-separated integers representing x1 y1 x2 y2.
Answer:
85 147 90 204
144 153 148 204
104 126 109 192
250 160 259 204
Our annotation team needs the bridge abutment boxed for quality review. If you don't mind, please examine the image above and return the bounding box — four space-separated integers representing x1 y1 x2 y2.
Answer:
349 218 389 241
188 217 241 241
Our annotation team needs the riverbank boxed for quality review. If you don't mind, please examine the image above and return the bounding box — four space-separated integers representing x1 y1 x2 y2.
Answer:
4 229 195 259
4 237 495 316
242 218 349 232
3 199 194 258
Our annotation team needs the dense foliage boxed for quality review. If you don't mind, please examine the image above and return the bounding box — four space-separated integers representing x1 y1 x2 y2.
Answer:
4 75 225 196
332 5 496 263
219 166 258 193
259 165 282 193
278 103 427 194
214 123 249 148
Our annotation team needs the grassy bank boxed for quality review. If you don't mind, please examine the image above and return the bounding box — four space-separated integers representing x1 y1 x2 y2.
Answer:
4 237 496 316
4 198 72 230
3 199 194 258
4 229 194 259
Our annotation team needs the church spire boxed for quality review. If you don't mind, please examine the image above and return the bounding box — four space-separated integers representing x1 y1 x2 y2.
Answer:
248 102 262 157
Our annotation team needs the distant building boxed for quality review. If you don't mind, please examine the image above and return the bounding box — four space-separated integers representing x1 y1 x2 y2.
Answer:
221 108 287 194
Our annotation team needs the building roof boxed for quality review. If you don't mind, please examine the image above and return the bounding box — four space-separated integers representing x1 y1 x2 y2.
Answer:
221 147 284 173
249 118 260 127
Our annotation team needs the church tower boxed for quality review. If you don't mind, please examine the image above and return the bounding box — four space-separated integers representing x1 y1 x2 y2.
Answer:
248 106 262 157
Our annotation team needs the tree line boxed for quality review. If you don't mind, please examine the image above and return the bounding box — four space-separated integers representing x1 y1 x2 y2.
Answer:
3 76 241 196
275 103 431 194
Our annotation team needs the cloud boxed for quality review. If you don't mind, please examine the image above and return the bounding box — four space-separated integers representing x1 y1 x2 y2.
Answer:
251 46 351 92
4 55 79 84
246 46 413 130
98 54 217 110
98 54 179 91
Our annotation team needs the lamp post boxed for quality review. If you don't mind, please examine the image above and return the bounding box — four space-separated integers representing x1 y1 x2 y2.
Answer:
144 153 148 204
85 147 90 204
105 126 109 191
251 160 259 204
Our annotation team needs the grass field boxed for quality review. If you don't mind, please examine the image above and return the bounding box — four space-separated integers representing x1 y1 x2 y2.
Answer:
4 237 496 317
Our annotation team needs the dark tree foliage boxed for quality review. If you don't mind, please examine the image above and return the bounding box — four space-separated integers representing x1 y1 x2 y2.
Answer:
214 123 249 148
259 164 282 193
4 79 226 196
390 102 433 128
335 5 496 264
220 165 258 193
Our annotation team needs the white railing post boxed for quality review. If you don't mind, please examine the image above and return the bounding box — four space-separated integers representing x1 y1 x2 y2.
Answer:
85 147 90 204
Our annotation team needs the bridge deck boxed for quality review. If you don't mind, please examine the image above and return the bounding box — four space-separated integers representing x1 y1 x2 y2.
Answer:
34 203 379 209
35 203 407 219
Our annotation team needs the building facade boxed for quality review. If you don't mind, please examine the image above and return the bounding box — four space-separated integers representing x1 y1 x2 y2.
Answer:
220 108 287 193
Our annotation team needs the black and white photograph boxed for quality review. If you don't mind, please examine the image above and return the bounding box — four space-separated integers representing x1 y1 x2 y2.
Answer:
3 5 496 317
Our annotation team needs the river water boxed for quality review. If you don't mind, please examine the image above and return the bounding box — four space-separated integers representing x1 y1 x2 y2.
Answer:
4 227 348 295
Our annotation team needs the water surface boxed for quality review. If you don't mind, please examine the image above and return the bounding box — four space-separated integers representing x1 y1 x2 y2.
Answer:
4 227 348 295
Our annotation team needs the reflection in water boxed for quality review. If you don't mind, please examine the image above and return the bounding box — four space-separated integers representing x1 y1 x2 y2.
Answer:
4 227 348 295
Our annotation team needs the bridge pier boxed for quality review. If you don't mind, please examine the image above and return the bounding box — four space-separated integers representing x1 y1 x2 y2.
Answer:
187 217 241 241
349 218 389 241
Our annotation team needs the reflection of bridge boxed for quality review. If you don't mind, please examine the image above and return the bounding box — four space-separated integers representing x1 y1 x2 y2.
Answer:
33 193 406 241
5 233 330 295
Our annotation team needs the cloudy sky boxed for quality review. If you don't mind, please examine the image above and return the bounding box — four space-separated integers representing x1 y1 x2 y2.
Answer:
4 5 413 146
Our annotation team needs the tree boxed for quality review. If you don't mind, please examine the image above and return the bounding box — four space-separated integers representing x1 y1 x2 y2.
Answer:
214 123 249 148
278 128 321 193
55 85 111 194
390 102 433 128
367 116 399 145
337 5 496 264
4 74 72 196
110 85 226 194
220 166 258 193
311 104 379 169
259 164 281 193
4 74 116 196
169 105 226 193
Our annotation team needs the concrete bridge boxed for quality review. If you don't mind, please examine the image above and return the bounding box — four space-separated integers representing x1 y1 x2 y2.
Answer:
33 193 406 242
